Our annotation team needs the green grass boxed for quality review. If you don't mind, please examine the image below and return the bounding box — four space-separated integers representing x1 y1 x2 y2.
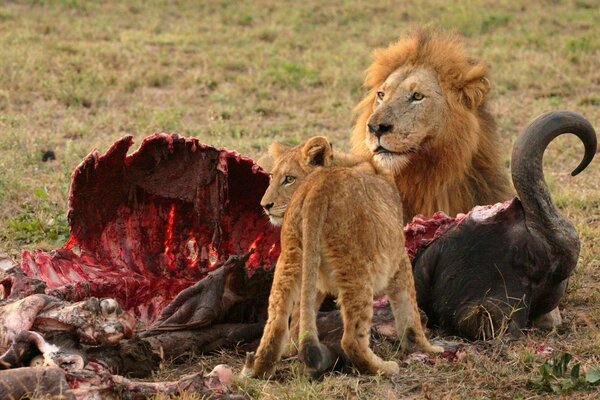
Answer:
1 0 599 398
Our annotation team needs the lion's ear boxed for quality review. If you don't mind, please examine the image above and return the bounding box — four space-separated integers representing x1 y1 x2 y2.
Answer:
460 63 490 109
302 136 333 167
267 142 289 159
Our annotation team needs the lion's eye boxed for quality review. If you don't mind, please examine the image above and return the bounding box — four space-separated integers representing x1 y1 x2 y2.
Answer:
283 176 295 186
411 92 424 101
376 91 385 100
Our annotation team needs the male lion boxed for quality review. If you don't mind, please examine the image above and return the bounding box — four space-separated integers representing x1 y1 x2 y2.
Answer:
242 137 442 378
352 30 513 221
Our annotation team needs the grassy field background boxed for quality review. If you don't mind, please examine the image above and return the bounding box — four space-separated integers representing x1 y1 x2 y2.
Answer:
0 0 598 398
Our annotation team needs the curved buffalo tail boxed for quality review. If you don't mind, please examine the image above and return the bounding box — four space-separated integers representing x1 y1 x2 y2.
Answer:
511 111 596 280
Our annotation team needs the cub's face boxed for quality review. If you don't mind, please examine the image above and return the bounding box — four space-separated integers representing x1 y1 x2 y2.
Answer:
365 65 445 173
260 136 332 226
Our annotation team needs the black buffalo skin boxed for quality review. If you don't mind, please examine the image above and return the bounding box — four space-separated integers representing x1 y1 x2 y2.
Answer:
412 111 597 339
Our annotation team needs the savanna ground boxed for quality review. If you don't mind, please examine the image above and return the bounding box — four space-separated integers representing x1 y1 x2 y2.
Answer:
0 0 598 398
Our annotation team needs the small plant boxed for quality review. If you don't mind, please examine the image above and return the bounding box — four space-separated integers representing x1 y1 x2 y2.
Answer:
530 353 600 394
263 61 320 89
2 187 69 247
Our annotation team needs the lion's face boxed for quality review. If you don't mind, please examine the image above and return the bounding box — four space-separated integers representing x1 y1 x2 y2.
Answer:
260 137 332 226
364 66 444 172
350 31 507 220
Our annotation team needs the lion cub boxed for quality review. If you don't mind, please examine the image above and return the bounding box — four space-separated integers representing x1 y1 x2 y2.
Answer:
242 136 442 378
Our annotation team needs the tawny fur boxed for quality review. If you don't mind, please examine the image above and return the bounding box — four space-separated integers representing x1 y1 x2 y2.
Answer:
256 139 371 355
351 30 512 221
242 137 442 379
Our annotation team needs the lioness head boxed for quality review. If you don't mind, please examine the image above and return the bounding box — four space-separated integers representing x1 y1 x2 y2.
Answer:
352 31 491 173
260 136 333 226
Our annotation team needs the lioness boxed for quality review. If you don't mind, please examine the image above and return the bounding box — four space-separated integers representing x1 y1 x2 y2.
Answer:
242 137 442 378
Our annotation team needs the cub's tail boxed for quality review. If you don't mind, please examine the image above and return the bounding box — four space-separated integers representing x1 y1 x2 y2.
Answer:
297 190 335 374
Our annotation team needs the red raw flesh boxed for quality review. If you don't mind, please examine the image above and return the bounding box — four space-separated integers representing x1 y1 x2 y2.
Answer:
20 134 280 325
403 211 465 260
403 201 512 260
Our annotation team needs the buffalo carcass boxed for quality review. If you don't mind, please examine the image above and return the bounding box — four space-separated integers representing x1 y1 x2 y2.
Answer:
411 111 596 340
1 136 280 398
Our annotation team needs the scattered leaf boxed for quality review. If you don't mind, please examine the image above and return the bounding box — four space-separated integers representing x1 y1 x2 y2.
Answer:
586 367 600 384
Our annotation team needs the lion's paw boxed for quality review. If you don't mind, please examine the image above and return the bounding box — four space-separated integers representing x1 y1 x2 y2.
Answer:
429 344 444 353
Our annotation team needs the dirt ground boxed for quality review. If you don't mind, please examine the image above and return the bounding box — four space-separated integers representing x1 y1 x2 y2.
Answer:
0 1 598 399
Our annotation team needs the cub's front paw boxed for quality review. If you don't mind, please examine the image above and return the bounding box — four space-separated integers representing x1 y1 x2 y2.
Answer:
240 352 275 379
240 352 257 378
381 360 400 376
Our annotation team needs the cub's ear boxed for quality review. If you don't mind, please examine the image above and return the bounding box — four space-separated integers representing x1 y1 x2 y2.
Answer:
459 62 490 110
256 153 274 172
302 136 333 167
267 141 290 159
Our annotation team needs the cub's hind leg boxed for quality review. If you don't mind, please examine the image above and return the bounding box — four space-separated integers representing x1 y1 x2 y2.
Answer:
386 255 443 354
286 290 326 358
337 280 399 375
242 245 302 378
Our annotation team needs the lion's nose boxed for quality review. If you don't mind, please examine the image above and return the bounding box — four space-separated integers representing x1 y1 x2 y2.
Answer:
367 123 394 138
262 202 274 211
